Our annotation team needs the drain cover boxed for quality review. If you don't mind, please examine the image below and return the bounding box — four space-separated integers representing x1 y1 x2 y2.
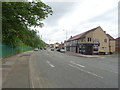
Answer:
23 55 30 56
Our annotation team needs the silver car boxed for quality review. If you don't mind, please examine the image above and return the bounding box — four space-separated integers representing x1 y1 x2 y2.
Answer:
60 49 65 53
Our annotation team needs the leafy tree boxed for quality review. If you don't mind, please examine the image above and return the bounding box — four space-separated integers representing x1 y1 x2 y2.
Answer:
2 2 52 47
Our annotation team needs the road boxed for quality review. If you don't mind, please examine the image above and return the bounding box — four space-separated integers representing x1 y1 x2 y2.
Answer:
30 49 118 88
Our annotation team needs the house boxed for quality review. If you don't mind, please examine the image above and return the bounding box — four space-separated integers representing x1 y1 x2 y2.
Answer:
106 34 115 54
53 42 60 49
65 26 115 55
59 42 64 49
115 37 120 52
49 44 54 48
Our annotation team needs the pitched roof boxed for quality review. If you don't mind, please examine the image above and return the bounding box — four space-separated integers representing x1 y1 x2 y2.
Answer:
55 42 59 44
106 34 115 40
116 37 120 40
67 33 85 41
67 26 101 41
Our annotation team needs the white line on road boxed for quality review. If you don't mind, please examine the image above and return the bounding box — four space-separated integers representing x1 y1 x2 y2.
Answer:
109 70 118 74
70 61 85 68
68 64 103 79
46 61 55 67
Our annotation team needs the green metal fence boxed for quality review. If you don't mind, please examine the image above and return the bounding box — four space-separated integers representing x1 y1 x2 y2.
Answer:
0 44 35 58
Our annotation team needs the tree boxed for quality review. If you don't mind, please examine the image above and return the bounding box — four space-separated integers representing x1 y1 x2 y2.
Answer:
2 2 53 47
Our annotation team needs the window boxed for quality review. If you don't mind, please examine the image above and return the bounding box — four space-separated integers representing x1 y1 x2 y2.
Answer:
102 47 106 49
83 37 86 42
87 38 89 42
104 39 107 43
89 38 91 42
88 37 92 42
81 38 83 42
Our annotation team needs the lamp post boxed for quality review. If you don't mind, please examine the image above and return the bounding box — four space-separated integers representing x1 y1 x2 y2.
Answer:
63 29 67 40
49 40 51 48
63 29 68 51
49 40 51 44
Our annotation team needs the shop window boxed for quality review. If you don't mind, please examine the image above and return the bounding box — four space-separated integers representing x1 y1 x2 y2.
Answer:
93 48 98 51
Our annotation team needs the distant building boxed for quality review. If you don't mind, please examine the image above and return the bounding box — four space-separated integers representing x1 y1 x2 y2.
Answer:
54 42 60 49
115 37 120 52
49 44 54 48
106 34 115 54
65 26 115 55
59 42 64 49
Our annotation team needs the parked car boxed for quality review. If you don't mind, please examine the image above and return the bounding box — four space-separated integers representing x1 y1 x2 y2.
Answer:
56 48 60 52
60 49 65 53
51 48 54 51
44 47 46 50
40 47 43 50
34 48 38 51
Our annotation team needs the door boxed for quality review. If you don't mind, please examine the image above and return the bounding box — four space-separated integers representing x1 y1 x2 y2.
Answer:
86 45 93 55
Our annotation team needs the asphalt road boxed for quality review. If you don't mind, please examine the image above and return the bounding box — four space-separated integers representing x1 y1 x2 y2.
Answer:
30 49 118 88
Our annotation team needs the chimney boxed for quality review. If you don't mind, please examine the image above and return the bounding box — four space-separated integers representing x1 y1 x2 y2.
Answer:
70 36 72 38
104 31 106 34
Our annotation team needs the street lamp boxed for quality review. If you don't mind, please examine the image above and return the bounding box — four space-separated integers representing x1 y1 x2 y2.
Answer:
49 40 50 44
63 29 68 51
63 29 67 40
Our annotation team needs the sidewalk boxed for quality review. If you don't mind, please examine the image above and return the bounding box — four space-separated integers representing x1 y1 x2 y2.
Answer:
65 51 104 58
2 51 34 88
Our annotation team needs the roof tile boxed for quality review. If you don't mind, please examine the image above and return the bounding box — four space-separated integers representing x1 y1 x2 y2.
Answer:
67 26 100 41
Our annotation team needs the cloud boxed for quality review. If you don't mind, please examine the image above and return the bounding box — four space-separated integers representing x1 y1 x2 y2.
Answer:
58 0 118 29
87 7 118 24
35 0 119 44
42 2 78 28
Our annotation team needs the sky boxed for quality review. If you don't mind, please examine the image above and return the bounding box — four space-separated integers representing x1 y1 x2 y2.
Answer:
33 0 119 44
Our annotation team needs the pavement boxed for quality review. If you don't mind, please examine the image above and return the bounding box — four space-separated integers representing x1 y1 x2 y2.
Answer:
2 51 34 88
65 51 105 58
0 58 2 90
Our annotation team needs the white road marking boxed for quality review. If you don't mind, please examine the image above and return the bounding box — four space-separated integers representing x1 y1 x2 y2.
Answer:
109 70 118 74
69 64 103 79
46 61 55 67
100 57 105 58
70 61 85 68
114 72 118 74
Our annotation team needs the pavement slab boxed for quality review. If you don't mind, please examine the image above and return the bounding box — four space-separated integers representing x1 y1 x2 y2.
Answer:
2 50 34 88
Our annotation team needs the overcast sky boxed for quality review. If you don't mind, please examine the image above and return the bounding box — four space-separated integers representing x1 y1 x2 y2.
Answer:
34 0 119 44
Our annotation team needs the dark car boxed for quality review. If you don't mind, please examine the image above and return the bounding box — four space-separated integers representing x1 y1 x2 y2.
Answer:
51 48 54 51
57 48 60 52
44 48 46 50
40 47 42 50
